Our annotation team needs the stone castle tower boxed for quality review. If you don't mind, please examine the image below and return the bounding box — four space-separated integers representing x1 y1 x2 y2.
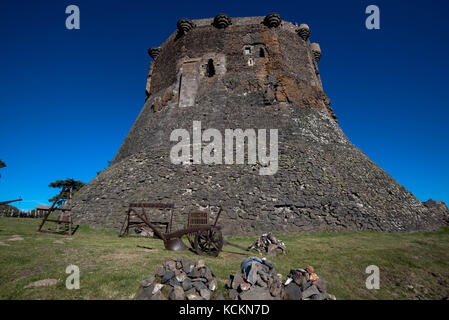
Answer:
71 14 448 234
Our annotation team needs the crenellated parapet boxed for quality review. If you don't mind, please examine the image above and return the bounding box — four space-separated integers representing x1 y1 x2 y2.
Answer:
146 15 325 107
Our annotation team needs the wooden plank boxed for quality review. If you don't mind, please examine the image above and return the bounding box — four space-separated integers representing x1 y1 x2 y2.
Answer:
44 219 71 224
38 230 69 235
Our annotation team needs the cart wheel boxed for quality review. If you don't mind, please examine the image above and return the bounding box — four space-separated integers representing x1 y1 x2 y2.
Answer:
194 227 223 257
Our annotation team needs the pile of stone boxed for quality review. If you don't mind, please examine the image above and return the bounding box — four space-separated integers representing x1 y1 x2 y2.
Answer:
226 257 285 300
136 258 222 300
248 232 287 257
134 226 154 237
284 266 336 300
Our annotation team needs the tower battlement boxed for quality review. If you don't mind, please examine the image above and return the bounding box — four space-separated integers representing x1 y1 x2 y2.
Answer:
145 14 324 110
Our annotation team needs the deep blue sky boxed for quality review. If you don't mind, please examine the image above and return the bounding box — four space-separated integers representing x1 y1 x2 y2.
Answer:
1 0 448 210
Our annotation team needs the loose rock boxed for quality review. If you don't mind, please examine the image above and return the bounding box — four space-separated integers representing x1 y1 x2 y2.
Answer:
248 233 286 256
24 279 58 289
136 257 218 300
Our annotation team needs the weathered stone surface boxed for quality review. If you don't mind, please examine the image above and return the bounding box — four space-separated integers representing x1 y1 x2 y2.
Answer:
150 290 167 300
247 264 260 285
228 257 284 299
249 232 287 256
186 293 203 300
161 284 173 297
240 282 251 291
256 276 267 287
161 271 174 283
170 285 185 300
71 16 448 235
200 288 211 300
152 283 164 295
208 279 217 291
313 278 327 293
309 293 323 300
156 265 165 277
197 260 205 268
292 274 307 288
284 282 302 300
232 273 244 289
140 276 155 288
215 291 225 300
137 257 218 300
165 259 177 271
192 280 207 291
184 287 196 297
240 286 274 300
228 289 239 300
302 284 320 299
24 279 58 289
136 284 154 300
188 269 201 278
175 270 187 282
182 277 192 291
423 200 449 224
182 260 194 273
168 278 181 287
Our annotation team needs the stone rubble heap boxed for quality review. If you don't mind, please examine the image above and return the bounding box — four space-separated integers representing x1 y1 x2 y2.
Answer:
136 257 223 300
248 232 287 257
284 266 336 300
226 257 285 300
134 226 154 237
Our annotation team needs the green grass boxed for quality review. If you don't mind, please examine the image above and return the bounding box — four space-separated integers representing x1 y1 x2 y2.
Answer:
0 217 448 300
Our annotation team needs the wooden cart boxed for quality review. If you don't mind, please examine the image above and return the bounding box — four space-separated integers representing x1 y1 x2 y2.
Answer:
119 203 229 257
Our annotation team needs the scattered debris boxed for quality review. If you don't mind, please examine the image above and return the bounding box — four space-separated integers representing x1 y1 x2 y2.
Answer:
137 256 336 300
226 257 284 300
24 279 58 289
284 265 336 300
248 232 286 256
136 257 221 300
226 258 336 300
134 226 154 237
53 240 64 244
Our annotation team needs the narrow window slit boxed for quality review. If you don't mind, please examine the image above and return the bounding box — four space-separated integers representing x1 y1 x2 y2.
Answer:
206 59 215 77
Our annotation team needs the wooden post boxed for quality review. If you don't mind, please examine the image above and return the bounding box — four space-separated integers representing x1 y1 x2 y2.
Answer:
68 187 73 235
169 208 174 233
